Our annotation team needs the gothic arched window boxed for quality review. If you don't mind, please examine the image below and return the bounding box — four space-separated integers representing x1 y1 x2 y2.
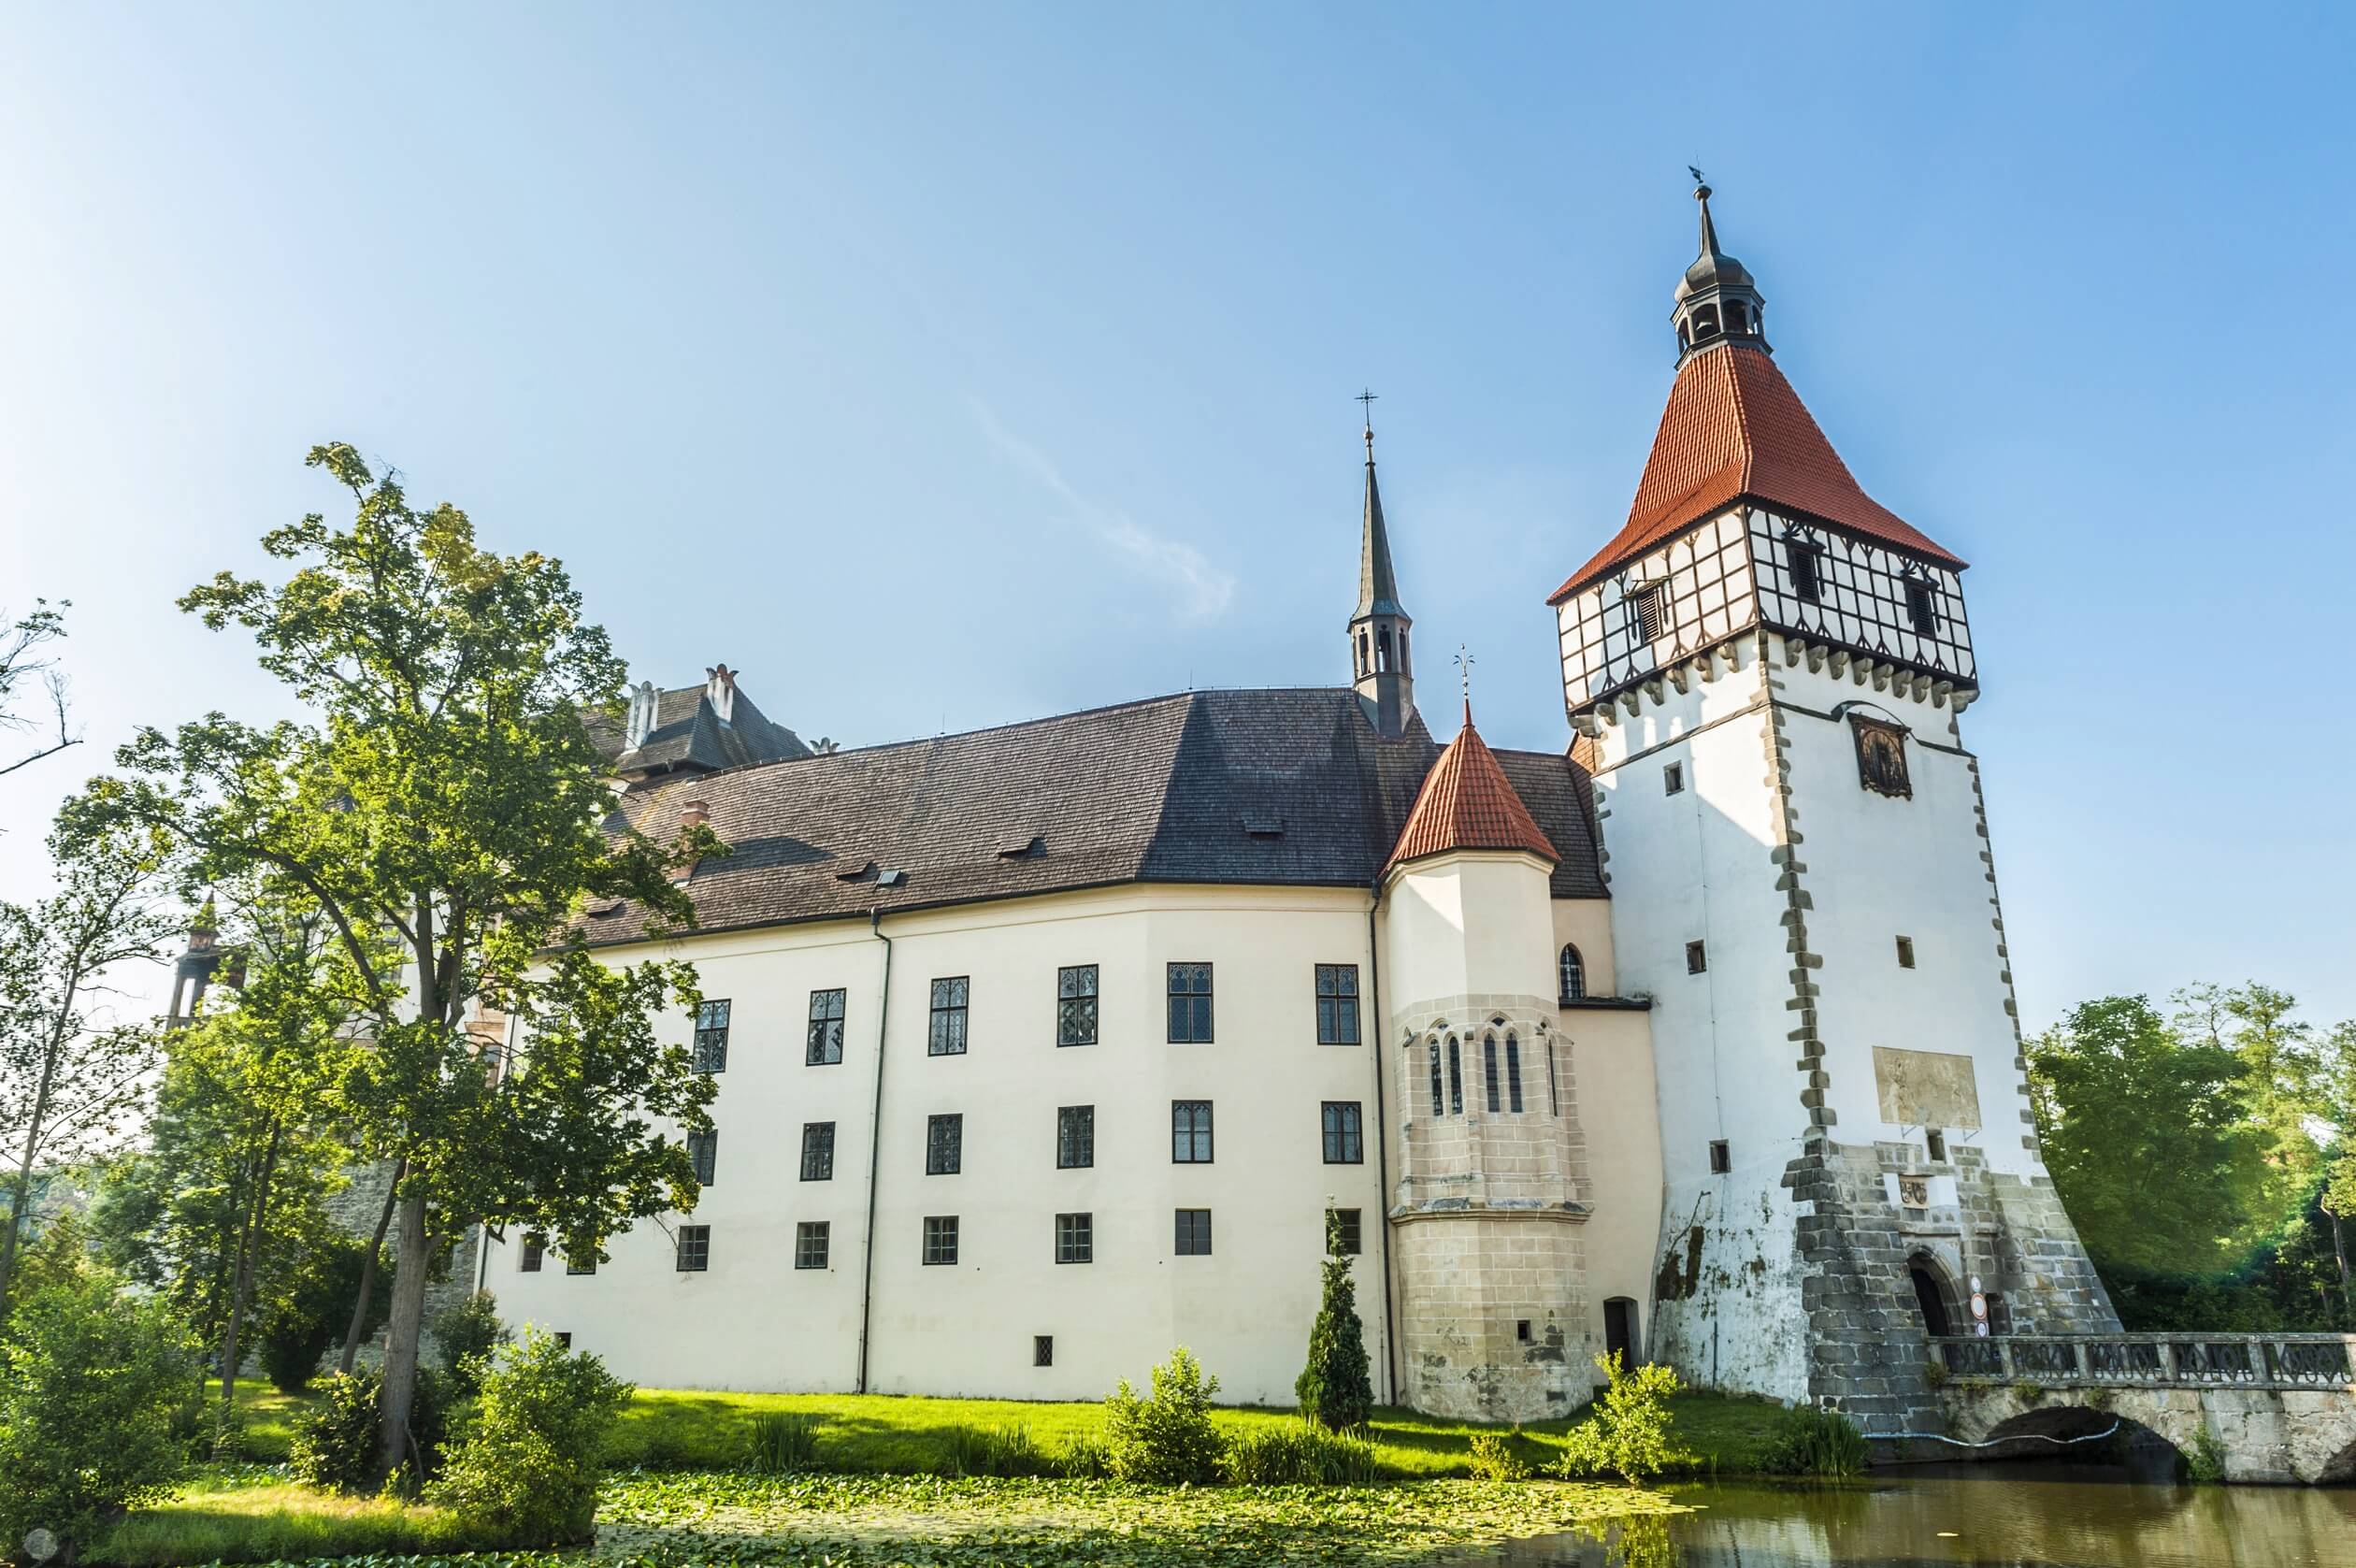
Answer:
1544 1041 1559 1116
1482 1034 1501 1113
1377 627 1392 672
1559 944 1586 1003
1445 1036 1462 1115
1429 1039 1444 1118
1505 1033 1524 1113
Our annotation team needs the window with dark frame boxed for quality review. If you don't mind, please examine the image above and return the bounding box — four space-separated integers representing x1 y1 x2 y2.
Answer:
1446 1036 1463 1114
1167 963 1214 1043
1505 1034 1524 1113
1034 1334 1055 1367
1057 1104 1094 1170
1321 1101 1364 1164
926 1113 964 1175
806 988 847 1065
1709 1139 1731 1174
1544 1041 1559 1116
1559 944 1586 1002
1789 539 1824 604
923 1215 959 1266
800 1121 836 1181
1314 964 1360 1044
1171 1100 1213 1163
1896 935 1917 970
1333 1208 1362 1257
1628 582 1665 642
687 1129 717 1187
566 1252 596 1276
520 1233 545 1273
1429 1040 1444 1116
1174 1208 1213 1256
795 1221 830 1270
1056 1211 1093 1264
1056 965 1099 1046
928 977 970 1056
554 1331 572 1348
693 999 731 1072
1483 1035 1501 1113
1926 1129 1947 1162
1904 576 1938 633
1663 761 1684 796
676 1224 710 1273
1686 941 1708 974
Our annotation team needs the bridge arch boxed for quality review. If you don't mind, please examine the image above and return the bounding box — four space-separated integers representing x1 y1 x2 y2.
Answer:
1981 1403 2188 1477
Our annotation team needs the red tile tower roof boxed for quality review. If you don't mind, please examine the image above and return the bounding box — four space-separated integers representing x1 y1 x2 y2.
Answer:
1386 705 1559 872
1547 342 1966 604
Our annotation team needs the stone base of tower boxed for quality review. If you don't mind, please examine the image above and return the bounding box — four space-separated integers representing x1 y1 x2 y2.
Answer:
1393 1212 1599 1421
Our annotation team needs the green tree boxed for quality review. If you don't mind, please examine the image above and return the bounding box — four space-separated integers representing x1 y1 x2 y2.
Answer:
426 1327 632 1545
1295 1205 1373 1431
1554 1351 1686 1486
88 444 715 1486
2176 983 2330 1252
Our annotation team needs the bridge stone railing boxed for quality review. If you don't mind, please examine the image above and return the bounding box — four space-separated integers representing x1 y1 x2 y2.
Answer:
1931 1332 2356 1391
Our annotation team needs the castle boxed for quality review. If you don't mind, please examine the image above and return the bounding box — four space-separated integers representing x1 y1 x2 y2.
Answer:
475 183 2118 1427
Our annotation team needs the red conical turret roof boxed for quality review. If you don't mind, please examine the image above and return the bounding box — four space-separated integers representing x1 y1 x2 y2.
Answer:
1386 705 1559 872
1547 343 1964 605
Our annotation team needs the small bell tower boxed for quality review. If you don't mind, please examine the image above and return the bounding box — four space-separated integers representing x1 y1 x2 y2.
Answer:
1348 396 1415 738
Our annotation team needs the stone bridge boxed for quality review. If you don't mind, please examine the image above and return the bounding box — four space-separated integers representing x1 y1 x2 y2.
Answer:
1922 1331 2356 1484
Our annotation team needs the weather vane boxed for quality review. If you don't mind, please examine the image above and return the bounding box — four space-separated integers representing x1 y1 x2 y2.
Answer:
1454 644 1474 706
1688 164 1706 186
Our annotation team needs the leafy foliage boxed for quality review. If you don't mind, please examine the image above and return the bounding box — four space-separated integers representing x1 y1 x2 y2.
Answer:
1465 1430 1532 1482
1295 1205 1373 1431
431 1290 508 1397
741 1411 823 1474
942 1422 1057 1477
1222 1420 1382 1485
259 1233 387 1392
0 1267 200 1556
1754 1404 1865 1477
1554 1353 1687 1486
427 1326 634 1545
1102 1346 1226 1485
292 1368 451 1495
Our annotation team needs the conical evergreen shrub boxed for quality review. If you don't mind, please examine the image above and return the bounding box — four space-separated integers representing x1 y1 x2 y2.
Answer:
1295 1205 1373 1431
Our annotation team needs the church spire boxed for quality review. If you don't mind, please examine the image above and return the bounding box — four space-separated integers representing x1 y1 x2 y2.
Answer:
1348 395 1415 739
1672 172 1769 365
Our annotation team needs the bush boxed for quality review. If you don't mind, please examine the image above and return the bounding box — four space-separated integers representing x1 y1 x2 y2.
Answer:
1103 1346 1226 1485
429 1291 508 1398
426 1326 633 1546
1057 1431 1113 1479
2186 1426 2226 1484
742 1411 823 1474
1295 1207 1374 1431
259 1234 385 1394
1223 1419 1382 1485
1467 1429 1533 1482
943 1422 1056 1477
1756 1404 1866 1477
290 1368 452 1494
0 1273 200 1559
1920 1358 1948 1390
1554 1352 1688 1486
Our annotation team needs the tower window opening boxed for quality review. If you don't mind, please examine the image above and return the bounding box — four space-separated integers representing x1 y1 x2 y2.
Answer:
1377 628 1392 672
1724 300 1748 333
1544 1042 1559 1116
1789 540 1823 604
1926 1129 1947 1162
1516 1318 1532 1343
1396 629 1408 669
1358 631 1370 676
1663 761 1684 796
1446 1036 1463 1115
1482 1034 1501 1114
1686 940 1708 974
1429 1039 1444 1117
1505 1033 1524 1113
1691 303 1721 339
1559 944 1586 1002
1709 1139 1731 1174
1627 583 1666 643
1904 577 1938 633
1896 935 1917 969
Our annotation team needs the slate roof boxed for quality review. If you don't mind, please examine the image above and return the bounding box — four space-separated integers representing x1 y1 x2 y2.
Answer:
1549 340 1966 604
1387 707 1560 870
599 683 812 779
579 689 1605 948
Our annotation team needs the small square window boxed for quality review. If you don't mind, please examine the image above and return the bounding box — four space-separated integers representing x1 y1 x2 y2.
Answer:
927 1113 964 1176
923 1215 959 1266
1895 936 1917 970
1034 1334 1055 1367
1056 1211 1093 1264
520 1233 545 1273
1926 1129 1947 1162
807 987 847 1066
1167 963 1214 1043
1686 941 1708 974
676 1224 710 1273
795 1221 830 1270
1663 762 1684 796
1057 965 1099 1046
1314 964 1360 1044
1057 1105 1094 1170
693 999 731 1073
801 1121 836 1181
928 976 970 1056
1174 1208 1213 1257
1333 1208 1363 1257
1171 1100 1214 1163
1708 1139 1731 1174
1321 1101 1364 1164
554 1331 572 1349
1516 1318 1531 1343
687 1129 717 1187
566 1251 596 1276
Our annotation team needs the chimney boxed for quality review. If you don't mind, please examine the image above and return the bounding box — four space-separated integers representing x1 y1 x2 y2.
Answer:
625 680 660 751
672 798 711 882
704 664 738 726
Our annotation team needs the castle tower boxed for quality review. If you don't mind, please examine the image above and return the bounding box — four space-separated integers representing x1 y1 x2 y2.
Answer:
1349 417 1415 739
1546 181 2116 1424
1381 704 1595 1419
165 895 224 1029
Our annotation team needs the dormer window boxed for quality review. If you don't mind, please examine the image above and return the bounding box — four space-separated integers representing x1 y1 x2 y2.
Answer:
1903 576 1938 634
1788 539 1824 604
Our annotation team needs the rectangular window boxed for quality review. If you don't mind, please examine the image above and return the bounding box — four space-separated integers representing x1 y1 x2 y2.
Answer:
1789 541 1823 604
1334 1208 1363 1257
1166 962 1214 1043
923 1215 959 1266
1896 935 1917 969
565 1252 596 1276
928 976 970 1056
1314 964 1360 1044
520 1233 545 1273
1483 1036 1501 1113
1171 1100 1214 1163
1628 582 1665 642
800 1121 836 1182
1174 1208 1213 1257
795 1220 830 1270
806 987 847 1065
927 1113 964 1175
1686 940 1708 974
1926 1129 1947 1162
676 1224 710 1273
693 999 731 1072
1034 1334 1054 1367
553 1331 572 1349
1057 1105 1095 1170
1709 1139 1731 1174
1056 1211 1093 1264
1056 964 1099 1046
1663 761 1684 796
1904 577 1938 633
1506 1036 1524 1113
687 1129 717 1187
1321 1101 1364 1164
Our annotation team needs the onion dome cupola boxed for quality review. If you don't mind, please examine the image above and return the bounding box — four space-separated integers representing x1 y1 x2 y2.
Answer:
1348 401 1416 740
1673 172 1769 364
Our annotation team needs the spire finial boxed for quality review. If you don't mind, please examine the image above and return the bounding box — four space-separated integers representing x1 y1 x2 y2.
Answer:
1689 165 1721 258
1356 388 1378 461
1454 643 1474 722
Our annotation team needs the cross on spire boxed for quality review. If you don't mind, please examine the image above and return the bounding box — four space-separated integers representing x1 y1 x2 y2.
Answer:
1356 388 1378 456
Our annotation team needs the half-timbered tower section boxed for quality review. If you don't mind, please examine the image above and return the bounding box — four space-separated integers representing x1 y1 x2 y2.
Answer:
1550 181 2115 1428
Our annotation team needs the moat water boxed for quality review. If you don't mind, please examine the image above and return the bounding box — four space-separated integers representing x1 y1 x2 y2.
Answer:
1437 1462 2356 1567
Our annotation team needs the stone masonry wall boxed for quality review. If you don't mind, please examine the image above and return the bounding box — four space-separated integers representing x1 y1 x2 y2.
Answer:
323 1159 483 1374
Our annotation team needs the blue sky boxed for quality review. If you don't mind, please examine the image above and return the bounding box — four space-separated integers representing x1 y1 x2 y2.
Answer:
2 4 2350 1031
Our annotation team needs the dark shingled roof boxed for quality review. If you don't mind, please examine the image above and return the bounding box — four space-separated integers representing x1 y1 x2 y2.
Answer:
579 689 1606 947
598 683 812 779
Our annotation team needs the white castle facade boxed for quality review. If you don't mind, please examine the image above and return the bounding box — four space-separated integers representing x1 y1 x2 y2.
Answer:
485 186 2118 1427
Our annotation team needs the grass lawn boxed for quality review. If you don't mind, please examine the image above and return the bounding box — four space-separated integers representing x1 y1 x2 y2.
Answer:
87 1471 491 1566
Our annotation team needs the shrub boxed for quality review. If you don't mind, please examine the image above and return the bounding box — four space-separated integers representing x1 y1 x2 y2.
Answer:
1553 1351 1688 1486
0 1273 200 1559
1920 1358 1948 1390
2186 1427 2226 1484
1057 1431 1113 1479
259 1234 385 1394
426 1326 634 1546
1103 1346 1226 1485
743 1411 823 1474
1467 1429 1533 1482
291 1367 452 1494
1222 1419 1381 1485
1757 1403 1866 1477
1295 1207 1374 1431
2010 1379 2044 1404
429 1291 508 1398
944 1422 1056 1477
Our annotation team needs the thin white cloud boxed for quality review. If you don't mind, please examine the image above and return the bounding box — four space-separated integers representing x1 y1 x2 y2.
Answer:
970 398 1235 620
